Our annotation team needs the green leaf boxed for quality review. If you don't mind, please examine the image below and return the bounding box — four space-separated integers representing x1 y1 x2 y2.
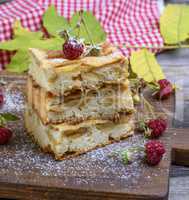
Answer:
160 4 189 44
7 50 29 73
70 11 106 44
130 49 165 82
0 7 107 73
43 5 69 36
0 39 20 50
31 36 64 50
14 21 42 41
0 21 64 72
0 113 19 121
0 21 63 51
13 21 46 50
0 21 42 51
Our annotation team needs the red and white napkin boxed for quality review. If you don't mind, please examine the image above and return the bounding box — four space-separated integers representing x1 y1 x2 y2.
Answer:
0 0 164 70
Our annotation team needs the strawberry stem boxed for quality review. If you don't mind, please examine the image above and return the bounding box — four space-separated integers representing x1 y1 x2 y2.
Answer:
79 10 95 46
141 94 156 119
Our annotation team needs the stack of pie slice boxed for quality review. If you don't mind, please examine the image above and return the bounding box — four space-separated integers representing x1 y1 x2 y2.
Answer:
25 43 135 159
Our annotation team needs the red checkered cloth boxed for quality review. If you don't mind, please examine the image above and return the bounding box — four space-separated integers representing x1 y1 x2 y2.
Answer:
0 0 164 70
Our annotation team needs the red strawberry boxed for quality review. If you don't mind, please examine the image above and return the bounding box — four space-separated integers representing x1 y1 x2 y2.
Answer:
0 127 13 144
63 39 84 60
156 79 173 99
145 140 165 166
0 89 4 107
147 118 167 138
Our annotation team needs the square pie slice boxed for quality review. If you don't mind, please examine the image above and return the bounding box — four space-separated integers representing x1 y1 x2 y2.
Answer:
25 105 134 160
28 43 129 95
27 77 135 124
25 42 135 159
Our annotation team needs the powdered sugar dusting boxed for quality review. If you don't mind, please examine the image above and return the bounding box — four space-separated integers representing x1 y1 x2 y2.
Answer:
0 79 169 190
2 88 25 113
49 58 67 63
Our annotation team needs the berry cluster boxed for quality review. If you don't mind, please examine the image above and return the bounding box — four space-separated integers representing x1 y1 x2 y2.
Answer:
0 91 13 145
145 140 165 165
156 79 173 99
146 118 167 138
121 140 166 166
63 39 84 60
142 118 167 165
0 127 12 145
141 79 172 165
139 118 167 139
136 117 167 165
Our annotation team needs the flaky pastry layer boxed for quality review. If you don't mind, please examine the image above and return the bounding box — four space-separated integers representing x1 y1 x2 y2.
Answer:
27 77 135 125
28 44 129 95
25 105 134 160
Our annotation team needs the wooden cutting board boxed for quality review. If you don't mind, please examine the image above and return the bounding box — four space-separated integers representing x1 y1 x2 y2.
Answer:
0 72 177 200
170 71 189 167
172 128 189 166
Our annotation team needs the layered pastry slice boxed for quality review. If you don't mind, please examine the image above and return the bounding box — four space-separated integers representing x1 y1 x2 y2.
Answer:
27 77 134 124
25 42 135 159
25 105 134 159
28 43 129 95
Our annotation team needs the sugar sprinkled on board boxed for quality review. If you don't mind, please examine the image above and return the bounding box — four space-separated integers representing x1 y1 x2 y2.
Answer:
0 80 163 189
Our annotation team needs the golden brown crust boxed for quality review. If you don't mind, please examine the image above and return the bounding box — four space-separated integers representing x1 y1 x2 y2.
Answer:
56 130 134 160
27 128 134 160
27 76 134 125
46 50 64 59
29 42 127 71
25 107 134 160
26 43 135 160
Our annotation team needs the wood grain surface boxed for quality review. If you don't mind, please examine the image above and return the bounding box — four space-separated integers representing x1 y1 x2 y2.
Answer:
0 49 189 200
0 1 189 199
171 129 189 166
0 34 189 200
156 4 189 197
157 48 189 200
0 72 174 200
158 50 189 168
